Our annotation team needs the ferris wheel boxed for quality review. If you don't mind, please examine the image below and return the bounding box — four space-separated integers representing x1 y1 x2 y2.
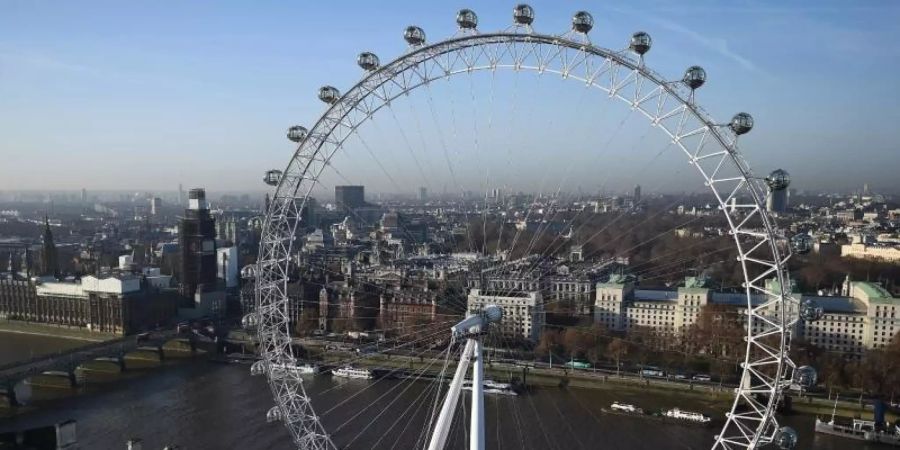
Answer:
251 5 806 450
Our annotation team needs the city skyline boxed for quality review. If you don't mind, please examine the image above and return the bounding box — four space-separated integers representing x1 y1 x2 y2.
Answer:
1 1 899 193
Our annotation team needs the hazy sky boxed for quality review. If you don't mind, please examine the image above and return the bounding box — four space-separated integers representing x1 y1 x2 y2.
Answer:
1 0 899 194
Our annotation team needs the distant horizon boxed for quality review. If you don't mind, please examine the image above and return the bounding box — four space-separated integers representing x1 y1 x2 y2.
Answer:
0 185 896 198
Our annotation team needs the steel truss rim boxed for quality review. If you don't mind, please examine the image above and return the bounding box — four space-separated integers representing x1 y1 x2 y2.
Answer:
257 30 795 450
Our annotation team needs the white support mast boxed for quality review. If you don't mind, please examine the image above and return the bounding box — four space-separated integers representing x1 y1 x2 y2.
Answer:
470 339 485 450
427 305 503 450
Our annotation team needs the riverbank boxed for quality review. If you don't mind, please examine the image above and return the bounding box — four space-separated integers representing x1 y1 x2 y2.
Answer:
0 321 118 343
321 352 897 422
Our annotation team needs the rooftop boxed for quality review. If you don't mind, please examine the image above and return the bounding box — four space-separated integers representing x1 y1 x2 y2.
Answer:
852 281 895 300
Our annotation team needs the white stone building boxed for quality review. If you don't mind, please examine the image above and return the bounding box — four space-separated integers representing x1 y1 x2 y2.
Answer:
594 275 897 359
467 289 543 342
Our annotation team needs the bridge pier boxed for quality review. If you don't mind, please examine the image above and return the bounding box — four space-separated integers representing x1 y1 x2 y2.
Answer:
124 346 165 369
162 338 196 358
28 370 77 389
0 381 19 407
75 356 126 384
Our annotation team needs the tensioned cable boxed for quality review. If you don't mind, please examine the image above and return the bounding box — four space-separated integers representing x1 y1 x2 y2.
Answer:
338 347 448 448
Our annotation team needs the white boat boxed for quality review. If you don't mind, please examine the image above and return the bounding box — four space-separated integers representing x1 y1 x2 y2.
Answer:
664 408 711 423
610 402 642 414
462 379 517 396
331 366 373 379
484 380 511 390
270 362 319 375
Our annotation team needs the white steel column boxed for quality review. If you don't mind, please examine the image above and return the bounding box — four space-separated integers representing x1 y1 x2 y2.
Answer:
427 339 475 450
469 338 485 450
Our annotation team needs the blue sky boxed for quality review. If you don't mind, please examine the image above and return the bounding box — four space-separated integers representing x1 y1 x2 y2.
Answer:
1 0 898 194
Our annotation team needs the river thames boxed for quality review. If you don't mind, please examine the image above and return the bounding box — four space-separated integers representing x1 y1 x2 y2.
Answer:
0 332 880 450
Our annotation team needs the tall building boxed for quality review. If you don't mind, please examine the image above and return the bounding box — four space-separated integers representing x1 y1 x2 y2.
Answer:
179 189 218 302
633 185 641 204
335 185 366 211
216 246 239 288
418 187 427 202
177 183 185 206
40 217 59 278
80 188 87 205
150 197 162 216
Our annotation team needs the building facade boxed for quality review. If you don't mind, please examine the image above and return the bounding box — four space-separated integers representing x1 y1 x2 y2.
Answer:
178 188 224 317
594 275 898 359
335 185 366 210
467 289 543 342
0 275 178 335
840 243 900 262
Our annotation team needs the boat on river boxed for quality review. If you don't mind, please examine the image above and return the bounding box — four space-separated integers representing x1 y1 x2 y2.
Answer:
331 366 373 379
664 408 711 424
270 362 319 375
462 379 518 396
814 396 900 446
601 402 714 427
610 402 642 414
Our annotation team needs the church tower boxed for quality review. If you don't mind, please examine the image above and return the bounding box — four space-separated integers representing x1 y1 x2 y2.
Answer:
40 216 59 278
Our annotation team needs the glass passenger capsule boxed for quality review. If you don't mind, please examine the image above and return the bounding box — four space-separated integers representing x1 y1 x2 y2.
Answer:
242 312 259 330
404 26 426 46
799 299 824 322
240 264 256 279
513 4 534 25
572 11 593 33
266 406 283 423
730 112 754 135
456 9 478 29
790 234 813 255
683 66 706 90
795 366 817 388
776 426 798 449
264 169 282 187
630 31 652 55
766 169 791 190
357 52 380 71
286 125 308 143
250 360 268 376
318 86 340 104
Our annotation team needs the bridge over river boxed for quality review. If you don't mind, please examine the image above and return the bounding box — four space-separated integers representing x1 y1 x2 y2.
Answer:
0 329 198 405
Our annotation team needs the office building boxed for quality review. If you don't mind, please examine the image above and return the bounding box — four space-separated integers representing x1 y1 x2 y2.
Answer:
150 197 162 216
335 185 366 210
216 246 239 289
467 289 543 342
594 275 898 359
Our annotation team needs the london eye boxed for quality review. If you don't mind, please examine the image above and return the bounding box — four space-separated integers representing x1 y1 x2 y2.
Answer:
251 5 803 450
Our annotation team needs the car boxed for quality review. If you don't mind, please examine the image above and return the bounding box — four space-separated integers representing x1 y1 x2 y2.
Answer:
692 374 712 382
640 366 666 378
564 360 592 370
673 373 688 380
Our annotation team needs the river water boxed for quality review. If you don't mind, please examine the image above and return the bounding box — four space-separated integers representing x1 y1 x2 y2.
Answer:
0 330 91 363
0 333 880 450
